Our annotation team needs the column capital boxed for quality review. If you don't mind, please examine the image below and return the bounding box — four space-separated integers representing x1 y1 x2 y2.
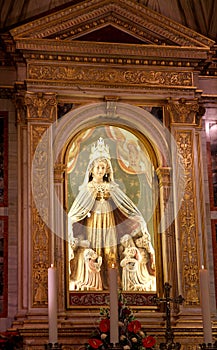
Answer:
15 91 58 124
54 163 66 183
25 91 57 122
166 98 205 126
156 167 172 188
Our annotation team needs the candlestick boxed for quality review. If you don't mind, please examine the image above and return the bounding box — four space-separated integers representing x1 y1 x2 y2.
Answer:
48 264 58 345
109 265 119 345
199 266 213 344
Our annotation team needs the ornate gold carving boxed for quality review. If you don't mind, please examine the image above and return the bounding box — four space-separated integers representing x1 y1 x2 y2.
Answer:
31 125 50 220
28 64 192 87
25 92 57 121
31 125 49 153
31 124 51 306
167 98 199 124
175 131 199 305
32 206 49 306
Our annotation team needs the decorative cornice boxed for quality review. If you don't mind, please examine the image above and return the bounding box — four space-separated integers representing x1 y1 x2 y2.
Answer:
16 38 210 62
10 0 214 49
2 0 214 74
22 51 201 69
0 0 215 76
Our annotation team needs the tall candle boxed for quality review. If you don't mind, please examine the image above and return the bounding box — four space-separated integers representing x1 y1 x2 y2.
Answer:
199 266 212 344
109 265 119 345
48 264 58 344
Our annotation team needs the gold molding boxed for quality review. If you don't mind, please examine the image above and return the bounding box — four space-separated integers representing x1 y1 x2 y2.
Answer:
17 38 210 60
24 53 198 69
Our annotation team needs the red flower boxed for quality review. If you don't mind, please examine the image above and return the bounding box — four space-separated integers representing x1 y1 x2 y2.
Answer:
99 318 110 333
142 335 156 348
122 307 131 317
88 338 103 349
127 320 141 333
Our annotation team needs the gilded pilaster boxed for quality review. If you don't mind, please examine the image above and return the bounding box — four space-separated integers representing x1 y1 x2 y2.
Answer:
17 91 58 309
31 125 51 307
167 99 201 305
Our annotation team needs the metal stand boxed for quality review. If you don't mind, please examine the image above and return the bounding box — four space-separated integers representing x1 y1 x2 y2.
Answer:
200 343 217 350
151 282 184 350
45 343 62 349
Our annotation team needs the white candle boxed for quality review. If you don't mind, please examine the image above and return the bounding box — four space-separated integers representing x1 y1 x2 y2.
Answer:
199 266 213 344
48 264 58 344
109 264 119 345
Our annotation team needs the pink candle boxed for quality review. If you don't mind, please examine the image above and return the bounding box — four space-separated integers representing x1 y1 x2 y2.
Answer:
199 266 212 344
48 264 58 344
109 265 119 345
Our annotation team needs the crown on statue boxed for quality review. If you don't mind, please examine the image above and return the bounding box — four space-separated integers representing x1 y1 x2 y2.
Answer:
89 137 111 162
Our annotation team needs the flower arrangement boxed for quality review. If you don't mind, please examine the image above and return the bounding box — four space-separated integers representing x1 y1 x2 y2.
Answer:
0 330 23 349
85 294 156 350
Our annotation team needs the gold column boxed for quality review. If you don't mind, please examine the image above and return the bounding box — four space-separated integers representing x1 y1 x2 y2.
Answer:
167 98 204 305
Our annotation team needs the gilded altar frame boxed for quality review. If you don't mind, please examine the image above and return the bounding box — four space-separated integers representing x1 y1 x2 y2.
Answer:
6 0 216 347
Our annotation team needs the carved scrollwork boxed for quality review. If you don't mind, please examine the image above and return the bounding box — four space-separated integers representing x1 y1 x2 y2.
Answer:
176 131 199 304
32 206 49 306
31 124 51 306
28 64 192 87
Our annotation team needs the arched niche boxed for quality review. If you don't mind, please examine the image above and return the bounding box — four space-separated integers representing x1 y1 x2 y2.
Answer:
33 101 180 308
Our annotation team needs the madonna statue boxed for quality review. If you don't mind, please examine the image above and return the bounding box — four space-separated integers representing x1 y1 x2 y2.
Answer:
68 137 156 291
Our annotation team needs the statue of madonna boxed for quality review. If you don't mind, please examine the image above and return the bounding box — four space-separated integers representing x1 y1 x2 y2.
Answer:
68 137 156 291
